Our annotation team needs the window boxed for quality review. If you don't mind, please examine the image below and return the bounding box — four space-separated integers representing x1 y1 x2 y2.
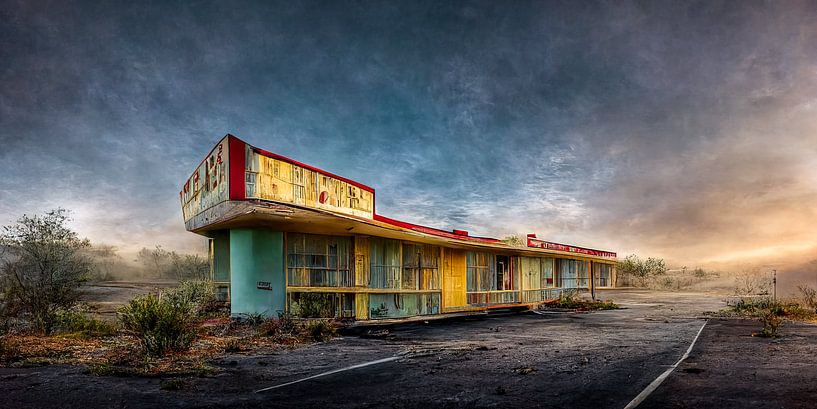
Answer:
369 237 401 289
517 257 556 302
495 255 516 290
401 243 440 290
558 259 588 288
594 263 612 287
245 172 256 197
287 234 352 287
466 251 496 292
518 257 555 290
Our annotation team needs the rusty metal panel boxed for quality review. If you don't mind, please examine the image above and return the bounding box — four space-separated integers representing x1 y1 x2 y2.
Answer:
180 136 230 222
248 151 374 219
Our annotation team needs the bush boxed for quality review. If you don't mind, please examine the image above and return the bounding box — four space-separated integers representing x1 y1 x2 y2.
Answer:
292 293 336 318
118 294 197 356
758 309 783 338
162 281 219 316
54 310 117 337
257 313 301 339
545 290 619 311
304 320 336 342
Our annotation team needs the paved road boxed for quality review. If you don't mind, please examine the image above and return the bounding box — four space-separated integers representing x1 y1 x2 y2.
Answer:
641 319 817 409
2 290 732 408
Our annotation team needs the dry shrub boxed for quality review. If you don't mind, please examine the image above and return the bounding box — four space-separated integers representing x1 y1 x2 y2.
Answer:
797 284 817 311
53 310 117 337
758 309 783 338
162 281 222 316
304 319 336 342
118 294 197 357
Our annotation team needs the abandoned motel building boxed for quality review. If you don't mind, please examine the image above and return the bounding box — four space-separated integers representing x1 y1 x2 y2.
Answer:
181 135 618 321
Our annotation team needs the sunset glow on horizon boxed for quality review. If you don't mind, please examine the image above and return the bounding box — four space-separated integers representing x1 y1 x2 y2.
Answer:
2 1 816 276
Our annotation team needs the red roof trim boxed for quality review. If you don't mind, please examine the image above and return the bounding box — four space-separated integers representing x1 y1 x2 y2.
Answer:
251 147 375 193
373 214 502 244
228 135 246 200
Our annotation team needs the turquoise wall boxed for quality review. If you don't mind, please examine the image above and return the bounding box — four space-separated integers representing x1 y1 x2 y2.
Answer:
229 229 285 317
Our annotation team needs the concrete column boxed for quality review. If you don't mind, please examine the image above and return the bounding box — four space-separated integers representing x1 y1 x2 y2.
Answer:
229 229 285 317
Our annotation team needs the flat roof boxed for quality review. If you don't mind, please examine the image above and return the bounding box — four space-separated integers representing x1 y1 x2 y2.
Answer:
183 134 617 261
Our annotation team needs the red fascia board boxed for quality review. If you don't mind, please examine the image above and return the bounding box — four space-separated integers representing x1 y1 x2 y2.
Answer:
228 135 246 200
252 147 375 194
373 214 501 244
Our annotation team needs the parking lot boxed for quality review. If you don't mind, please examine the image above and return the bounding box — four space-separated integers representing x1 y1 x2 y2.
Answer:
3 290 816 408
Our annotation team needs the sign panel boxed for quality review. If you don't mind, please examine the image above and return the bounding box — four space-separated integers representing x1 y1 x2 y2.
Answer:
527 236 616 259
180 136 229 222
246 149 374 219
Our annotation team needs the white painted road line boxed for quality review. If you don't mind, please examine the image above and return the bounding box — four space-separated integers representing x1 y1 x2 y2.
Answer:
254 356 402 393
623 319 708 409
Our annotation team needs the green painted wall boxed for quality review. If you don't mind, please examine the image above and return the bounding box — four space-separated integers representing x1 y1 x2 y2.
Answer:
211 230 231 282
229 229 285 317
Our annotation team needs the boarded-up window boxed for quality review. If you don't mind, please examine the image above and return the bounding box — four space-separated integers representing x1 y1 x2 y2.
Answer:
287 234 352 287
369 237 401 289
401 243 440 290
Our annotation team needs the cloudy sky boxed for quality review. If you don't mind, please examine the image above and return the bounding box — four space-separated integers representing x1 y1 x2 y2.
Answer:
1 0 816 267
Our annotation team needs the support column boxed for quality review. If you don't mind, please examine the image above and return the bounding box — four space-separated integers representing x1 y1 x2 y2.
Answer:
229 229 285 317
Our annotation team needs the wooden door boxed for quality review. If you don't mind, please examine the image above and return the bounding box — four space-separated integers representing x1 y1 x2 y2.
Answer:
442 248 467 310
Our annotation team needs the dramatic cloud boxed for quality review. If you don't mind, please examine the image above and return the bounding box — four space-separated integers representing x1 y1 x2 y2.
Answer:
1 0 815 268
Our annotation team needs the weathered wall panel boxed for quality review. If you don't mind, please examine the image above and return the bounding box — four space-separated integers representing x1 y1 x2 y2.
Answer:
247 150 374 219
354 236 370 287
355 293 369 320
181 136 229 222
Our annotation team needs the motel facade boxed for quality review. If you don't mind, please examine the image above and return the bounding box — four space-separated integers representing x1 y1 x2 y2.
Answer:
180 135 617 320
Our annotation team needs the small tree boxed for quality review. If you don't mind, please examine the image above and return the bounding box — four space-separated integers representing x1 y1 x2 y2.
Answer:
86 244 121 282
136 245 171 278
501 235 526 248
0 209 91 334
734 269 771 296
616 254 667 287
168 253 209 281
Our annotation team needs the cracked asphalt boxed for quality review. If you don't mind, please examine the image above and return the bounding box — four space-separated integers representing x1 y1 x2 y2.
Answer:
4 290 812 408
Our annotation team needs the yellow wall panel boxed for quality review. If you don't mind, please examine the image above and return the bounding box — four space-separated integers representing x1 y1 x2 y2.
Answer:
354 236 370 287
249 152 374 219
355 293 369 320
442 248 467 309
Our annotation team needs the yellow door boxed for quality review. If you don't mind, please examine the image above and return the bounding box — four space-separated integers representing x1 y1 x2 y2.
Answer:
442 248 467 310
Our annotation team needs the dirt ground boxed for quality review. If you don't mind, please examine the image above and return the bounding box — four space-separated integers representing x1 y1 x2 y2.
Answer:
80 280 179 318
2 289 816 408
